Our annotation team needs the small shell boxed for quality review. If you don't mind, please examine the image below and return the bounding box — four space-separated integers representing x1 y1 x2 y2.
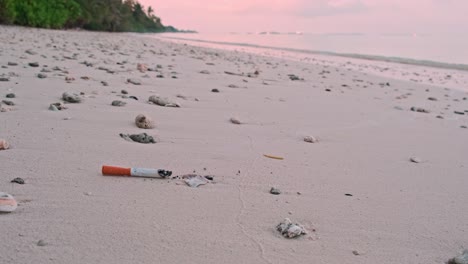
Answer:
0 139 9 150
135 114 155 129
0 192 17 213
303 136 318 143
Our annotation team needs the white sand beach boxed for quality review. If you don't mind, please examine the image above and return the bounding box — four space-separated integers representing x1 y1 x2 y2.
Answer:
1 26 467 264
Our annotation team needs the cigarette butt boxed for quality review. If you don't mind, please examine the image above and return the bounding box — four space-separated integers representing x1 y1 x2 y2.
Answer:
102 165 131 176
263 154 284 160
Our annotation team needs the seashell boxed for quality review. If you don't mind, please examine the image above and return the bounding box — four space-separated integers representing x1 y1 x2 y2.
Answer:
276 218 307 238
0 192 17 213
62 92 82 103
230 117 241 124
304 135 318 143
148 95 180 107
135 114 155 129
0 139 9 150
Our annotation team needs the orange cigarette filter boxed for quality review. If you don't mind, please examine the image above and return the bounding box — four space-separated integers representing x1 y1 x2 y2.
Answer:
102 165 131 176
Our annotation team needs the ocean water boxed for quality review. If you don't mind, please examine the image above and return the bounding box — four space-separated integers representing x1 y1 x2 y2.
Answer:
156 32 468 71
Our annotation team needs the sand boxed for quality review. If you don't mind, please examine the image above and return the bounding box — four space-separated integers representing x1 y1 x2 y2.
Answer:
0 25 467 264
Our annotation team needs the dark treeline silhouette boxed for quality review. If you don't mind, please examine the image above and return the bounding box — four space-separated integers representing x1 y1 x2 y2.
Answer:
0 0 177 32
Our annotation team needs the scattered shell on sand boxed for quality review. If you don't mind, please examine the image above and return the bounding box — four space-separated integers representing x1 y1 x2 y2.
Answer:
276 218 307 238
62 92 82 103
0 139 9 150
120 133 156 144
303 135 318 143
148 95 180 107
448 250 468 264
0 192 17 213
230 117 242 124
135 114 155 129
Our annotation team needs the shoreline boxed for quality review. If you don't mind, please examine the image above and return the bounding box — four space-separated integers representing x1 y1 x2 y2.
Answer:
1 26 467 264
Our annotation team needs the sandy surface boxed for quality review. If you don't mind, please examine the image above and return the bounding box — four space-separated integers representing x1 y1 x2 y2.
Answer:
1 26 467 264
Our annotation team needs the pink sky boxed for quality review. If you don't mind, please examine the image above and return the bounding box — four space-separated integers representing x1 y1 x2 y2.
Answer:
139 0 468 33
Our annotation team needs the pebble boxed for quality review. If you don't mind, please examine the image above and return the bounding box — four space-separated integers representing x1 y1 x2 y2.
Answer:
0 77 10 82
7 62 18 66
28 62 39 67
127 78 141 85
352 250 361 256
427 97 438 101
135 114 155 129
454 111 465 115
411 106 430 113
410 157 422 163
111 100 126 107
228 84 239 88
11 178 25 184
37 73 47 79
448 250 468 264
230 117 242 124
199 70 210 74
270 187 281 195
101 81 109 86
37 240 47 247
148 95 180 107
461 125 467 129
211 88 220 93
0 192 17 213
121 89 128 94
276 218 307 238
325 89 331 92
62 92 82 103
0 139 9 150
5 93 15 98
303 135 318 143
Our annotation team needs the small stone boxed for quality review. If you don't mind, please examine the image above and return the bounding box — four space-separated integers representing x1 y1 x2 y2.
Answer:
135 114 155 129
101 81 109 86
37 240 47 247
148 95 180 107
121 89 128 94
352 250 361 256
120 133 156 144
2 100 15 106
410 157 422 163
0 77 10 82
28 62 39 67
461 125 467 129
270 187 281 195
37 73 47 79
127 78 141 85
199 70 210 74
228 84 239 88
325 89 331 92
436 115 444 119
6 93 15 98
230 117 241 124
303 136 318 143
49 102 67 111
345 193 353 197
11 178 25 184
62 92 82 103
111 100 126 107
129 96 138 100
448 250 468 264
454 111 465 115
65 76 75 82
411 106 430 113
427 97 437 101
211 88 220 93
7 62 18 66
25 49 37 55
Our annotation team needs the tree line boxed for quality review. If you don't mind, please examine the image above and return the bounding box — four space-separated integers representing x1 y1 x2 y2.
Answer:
0 0 177 32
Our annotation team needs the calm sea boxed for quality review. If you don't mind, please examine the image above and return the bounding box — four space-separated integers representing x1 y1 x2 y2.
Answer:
156 32 468 71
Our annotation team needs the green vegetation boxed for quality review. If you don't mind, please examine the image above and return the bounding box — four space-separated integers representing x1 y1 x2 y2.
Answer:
0 0 177 32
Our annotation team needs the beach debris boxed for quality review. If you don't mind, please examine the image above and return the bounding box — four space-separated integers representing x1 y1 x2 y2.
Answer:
181 174 209 187
410 157 422 163
120 133 156 144
229 117 242 124
303 135 318 143
5 93 15 98
135 114 155 129
11 178 25 184
137 63 148 73
129 96 138 100
288 74 303 81
49 102 67 111
127 78 141 85
65 76 75 82
276 218 307 238
211 88 220 93
454 111 465 115
224 71 244 76
2 100 14 106
102 165 172 178
148 95 180 107
111 100 126 107
264 154 284 160
28 62 39 67
0 139 9 150
325 89 331 92
270 187 281 195
0 192 17 213
25 49 37 55
345 193 353 196
62 92 82 103
448 250 468 264
36 240 47 247
0 106 12 112
410 106 430 113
